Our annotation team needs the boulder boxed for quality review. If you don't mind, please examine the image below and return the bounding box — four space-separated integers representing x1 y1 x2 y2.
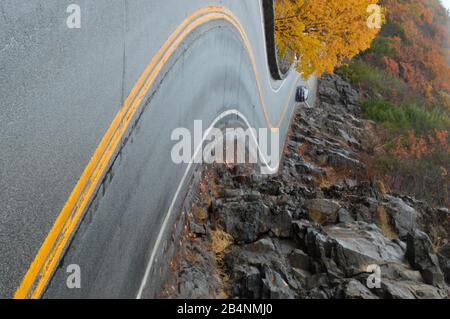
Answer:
189 221 206 235
335 279 379 299
304 199 341 225
304 222 405 277
380 263 423 283
231 265 262 299
168 72 450 300
291 268 311 287
406 230 445 287
438 254 450 284
220 188 244 199
437 245 450 284
289 249 311 271
262 267 296 299
421 268 445 287
247 238 276 253
271 210 293 238
353 204 373 223
337 208 354 224
383 195 420 238
176 246 221 299
379 280 415 299
380 280 445 299
213 200 271 244
292 219 313 249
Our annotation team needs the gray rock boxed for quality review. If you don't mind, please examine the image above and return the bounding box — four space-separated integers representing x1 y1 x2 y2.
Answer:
292 268 311 287
345 179 358 188
213 200 271 244
318 85 342 106
353 204 373 223
338 128 360 148
273 238 298 256
332 226 404 275
304 199 341 225
289 249 311 271
307 288 330 299
337 208 354 224
248 238 276 253
380 280 415 299
336 279 379 299
244 190 263 202
305 222 405 277
406 230 445 287
383 195 420 238
232 265 262 299
326 150 364 171
438 252 450 284
438 244 450 284
169 73 450 300
305 273 331 290
381 280 445 299
220 188 244 199
421 267 445 287
304 228 344 276
380 263 423 283
262 267 296 299
295 161 325 178
177 248 221 299
271 210 293 238
292 219 313 249
189 221 206 235
225 244 277 270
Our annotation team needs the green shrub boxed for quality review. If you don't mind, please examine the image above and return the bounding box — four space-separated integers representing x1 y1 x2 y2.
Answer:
337 61 406 99
381 22 412 46
363 100 409 129
368 37 397 58
362 100 450 132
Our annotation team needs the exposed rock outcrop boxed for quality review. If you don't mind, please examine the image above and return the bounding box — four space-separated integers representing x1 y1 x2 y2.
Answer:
162 74 450 299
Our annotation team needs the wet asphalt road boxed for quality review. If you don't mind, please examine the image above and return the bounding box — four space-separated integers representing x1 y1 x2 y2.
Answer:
0 0 309 298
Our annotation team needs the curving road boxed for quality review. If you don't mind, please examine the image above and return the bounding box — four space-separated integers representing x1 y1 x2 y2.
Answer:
0 0 313 298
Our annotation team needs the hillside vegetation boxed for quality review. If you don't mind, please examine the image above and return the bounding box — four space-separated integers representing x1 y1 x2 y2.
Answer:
276 0 450 206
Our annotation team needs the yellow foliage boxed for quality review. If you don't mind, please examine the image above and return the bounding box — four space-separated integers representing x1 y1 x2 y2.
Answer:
376 180 387 194
210 229 233 255
275 0 384 78
376 206 398 240
438 90 450 110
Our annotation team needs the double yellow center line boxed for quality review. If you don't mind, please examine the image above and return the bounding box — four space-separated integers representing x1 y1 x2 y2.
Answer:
14 5 297 299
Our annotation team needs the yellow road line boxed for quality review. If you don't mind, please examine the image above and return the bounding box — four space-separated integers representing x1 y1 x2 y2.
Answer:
14 5 297 299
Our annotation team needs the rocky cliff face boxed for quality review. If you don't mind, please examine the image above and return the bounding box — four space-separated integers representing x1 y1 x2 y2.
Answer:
161 74 450 299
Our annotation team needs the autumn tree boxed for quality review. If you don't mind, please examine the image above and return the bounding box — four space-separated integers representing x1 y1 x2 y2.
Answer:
330 0 450 207
275 0 384 78
379 0 450 104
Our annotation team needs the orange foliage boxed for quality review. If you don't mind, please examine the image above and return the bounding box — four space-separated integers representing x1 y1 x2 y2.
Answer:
379 0 450 102
391 129 450 159
383 56 399 76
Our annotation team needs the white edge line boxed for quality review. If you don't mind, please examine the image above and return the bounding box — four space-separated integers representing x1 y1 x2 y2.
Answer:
136 109 282 299
136 2 295 298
